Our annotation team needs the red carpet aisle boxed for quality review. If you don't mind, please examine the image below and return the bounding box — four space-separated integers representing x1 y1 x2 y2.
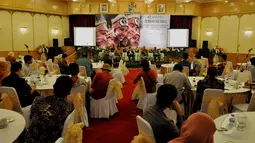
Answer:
83 69 142 143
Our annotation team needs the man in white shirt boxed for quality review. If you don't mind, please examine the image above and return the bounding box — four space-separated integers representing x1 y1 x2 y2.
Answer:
22 55 33 77
163 64 191 101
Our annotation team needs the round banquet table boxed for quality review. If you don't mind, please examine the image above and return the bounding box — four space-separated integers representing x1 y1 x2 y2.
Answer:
0 109 26 143
214 112 255 143
188 76 251 113
25 75 91 96
160 64 175 75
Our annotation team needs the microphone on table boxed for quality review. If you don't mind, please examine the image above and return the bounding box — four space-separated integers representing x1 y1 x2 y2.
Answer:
24 44 30 53
248 48 253 52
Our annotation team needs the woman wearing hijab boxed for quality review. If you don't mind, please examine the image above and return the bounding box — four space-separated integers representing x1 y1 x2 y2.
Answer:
0 61 10 86
168 112 216 143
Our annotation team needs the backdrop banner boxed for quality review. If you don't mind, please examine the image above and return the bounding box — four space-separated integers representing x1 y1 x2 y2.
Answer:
95 14 140 48
139 15 170 48
95 14 170 48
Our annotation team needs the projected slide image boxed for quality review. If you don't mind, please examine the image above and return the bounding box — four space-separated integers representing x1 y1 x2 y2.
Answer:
74 27 96 46
168 29 189 47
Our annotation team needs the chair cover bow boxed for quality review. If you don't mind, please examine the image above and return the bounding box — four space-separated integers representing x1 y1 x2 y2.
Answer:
64 122 84 143
108 81 123 100
0 93 13 110
204 95 224 119
131 133 155 143
133 80 146 99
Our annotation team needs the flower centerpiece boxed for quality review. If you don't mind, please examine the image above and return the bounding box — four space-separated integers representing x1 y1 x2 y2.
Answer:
211 47 224 64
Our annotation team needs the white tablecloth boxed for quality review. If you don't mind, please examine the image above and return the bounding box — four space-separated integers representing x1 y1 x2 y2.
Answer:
0 109 25 143
214 112 255 143
189 76 251 112
25 75 91 96
92 63 103 69
188 76 250 94
160 63 176 75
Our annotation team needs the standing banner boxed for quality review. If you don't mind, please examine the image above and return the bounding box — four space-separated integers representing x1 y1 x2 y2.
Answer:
139 15 170 48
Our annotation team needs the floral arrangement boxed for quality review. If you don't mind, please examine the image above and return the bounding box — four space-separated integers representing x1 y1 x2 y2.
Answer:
211 47 224 55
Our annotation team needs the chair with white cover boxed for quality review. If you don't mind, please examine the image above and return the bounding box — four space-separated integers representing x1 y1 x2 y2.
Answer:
90 78 119 118
0 86 23 114
55 138 64 143
236 71 252 83
118 60 124 69
156 83 163 91
232 94 255 112
68 86 89 127
122 62 129 75
112 72 125 83
201 89 225 119
132 115 155 143
53 64 60 74
132 78 147 100
22 105 31 128
79 66 87 77
136 78 157 111
0 87 32 128
183 66 189 76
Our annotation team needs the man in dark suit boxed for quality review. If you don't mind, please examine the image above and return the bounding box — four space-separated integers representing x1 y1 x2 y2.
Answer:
2 62 39 107
127 47 135 63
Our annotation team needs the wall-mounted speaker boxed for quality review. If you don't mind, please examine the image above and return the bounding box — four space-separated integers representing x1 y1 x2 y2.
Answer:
189 40 197 47
53 39 59 48
64 38 73 46
202 41 208 49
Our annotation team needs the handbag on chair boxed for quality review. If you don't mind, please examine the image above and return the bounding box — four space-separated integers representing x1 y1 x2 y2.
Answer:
144 71 157 93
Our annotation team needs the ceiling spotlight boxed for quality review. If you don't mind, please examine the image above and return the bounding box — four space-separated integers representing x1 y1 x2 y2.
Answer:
224 0 228 3
72 0 78 2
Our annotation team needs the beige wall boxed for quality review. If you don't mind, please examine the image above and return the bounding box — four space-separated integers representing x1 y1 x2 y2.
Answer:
68 1 202 15
0 10 69 52
197 14 255 54
0 0 68 15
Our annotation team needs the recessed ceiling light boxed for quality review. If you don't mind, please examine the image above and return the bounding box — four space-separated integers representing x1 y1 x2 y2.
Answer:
72 0 78 2
224 0 228 3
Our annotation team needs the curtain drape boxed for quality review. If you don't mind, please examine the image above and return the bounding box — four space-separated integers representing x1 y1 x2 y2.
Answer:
69 15 96 45
170 16 193 42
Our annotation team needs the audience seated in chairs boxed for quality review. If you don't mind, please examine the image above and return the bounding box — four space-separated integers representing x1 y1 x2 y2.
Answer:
127 47 135 63
153 47 160 62
217 53 233 76
248 57 255 82
0 61 10 86
58 53 70 74
2 62 39 107
143 84 183 143
163 64 191 101
90 63 113 100
25 76 73 143
193 66 225 112
22 55 33 77
179 53 191 69
76 52 92 78
190 54 202 76
134 60 157 93
168 112 216 143
69 63 89 91
5 52 17 64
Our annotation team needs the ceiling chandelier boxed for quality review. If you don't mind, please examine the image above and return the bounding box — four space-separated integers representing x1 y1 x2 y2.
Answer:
108 0 116 3
144 0 154 4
